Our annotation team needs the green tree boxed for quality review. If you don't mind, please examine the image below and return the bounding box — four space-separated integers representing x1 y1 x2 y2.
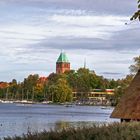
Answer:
9 79 18 99
48 79 72 103
47 73 66 85
110 74 134 106
129 56 140 74
111 86 125 106
121 74 134 87
108 79 119 89
34 84 44 101
65 68 115 93
76 68 91 92
47 73 59 84
65 70 78 91
23 74 39 100
131 0 140 21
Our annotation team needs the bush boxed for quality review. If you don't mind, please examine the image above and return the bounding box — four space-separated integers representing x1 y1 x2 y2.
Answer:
4 122 140 140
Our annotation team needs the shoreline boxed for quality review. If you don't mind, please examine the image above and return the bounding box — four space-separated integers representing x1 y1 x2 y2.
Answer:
0 99 114 107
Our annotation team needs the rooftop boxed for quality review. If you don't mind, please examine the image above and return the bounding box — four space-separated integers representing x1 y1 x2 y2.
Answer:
57 52 69 63
111 70 140 120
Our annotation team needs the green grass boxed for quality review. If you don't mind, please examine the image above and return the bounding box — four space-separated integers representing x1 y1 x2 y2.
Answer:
4 122 140 140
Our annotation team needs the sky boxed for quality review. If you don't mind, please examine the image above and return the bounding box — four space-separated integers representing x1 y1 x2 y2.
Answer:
0 0 140 82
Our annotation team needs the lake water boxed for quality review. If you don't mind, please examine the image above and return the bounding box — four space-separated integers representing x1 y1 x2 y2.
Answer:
0 103 119 139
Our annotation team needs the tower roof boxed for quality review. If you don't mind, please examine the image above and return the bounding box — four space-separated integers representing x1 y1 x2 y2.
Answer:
111 70 140 120
57 52 69 63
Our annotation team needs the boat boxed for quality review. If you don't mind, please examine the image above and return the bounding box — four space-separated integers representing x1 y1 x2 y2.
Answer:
14 100 34 105
1 100 14 104
101 106 111 110
64 103 75 107
42 101 53 104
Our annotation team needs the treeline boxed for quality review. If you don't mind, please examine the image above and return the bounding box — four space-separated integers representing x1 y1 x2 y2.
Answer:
0 68 133 103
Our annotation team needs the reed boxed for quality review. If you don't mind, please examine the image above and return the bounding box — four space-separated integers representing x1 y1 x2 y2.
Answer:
4 122 140 140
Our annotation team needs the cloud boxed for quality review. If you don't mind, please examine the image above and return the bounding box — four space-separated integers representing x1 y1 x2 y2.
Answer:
0 0 139 81
0 0 136 16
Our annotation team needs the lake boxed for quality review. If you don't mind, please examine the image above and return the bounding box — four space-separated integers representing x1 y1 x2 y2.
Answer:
0 103 119 139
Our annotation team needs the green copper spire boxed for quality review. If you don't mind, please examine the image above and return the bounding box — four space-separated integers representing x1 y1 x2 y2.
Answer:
57 52 69 63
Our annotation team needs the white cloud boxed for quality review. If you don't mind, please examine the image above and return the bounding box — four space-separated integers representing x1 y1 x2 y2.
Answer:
51 15 127 26
0 0 139 81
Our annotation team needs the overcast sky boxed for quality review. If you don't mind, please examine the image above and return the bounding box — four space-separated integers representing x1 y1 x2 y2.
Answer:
0 0 140 81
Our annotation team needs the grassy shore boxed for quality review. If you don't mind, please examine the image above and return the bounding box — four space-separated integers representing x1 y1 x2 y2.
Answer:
4 122 140 140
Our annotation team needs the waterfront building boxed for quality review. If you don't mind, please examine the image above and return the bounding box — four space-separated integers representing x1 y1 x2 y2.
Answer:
56 52 70 74
111 70 140 122
73 89 114 104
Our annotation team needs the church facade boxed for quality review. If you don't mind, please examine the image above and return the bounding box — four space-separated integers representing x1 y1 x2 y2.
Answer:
56 52 70 74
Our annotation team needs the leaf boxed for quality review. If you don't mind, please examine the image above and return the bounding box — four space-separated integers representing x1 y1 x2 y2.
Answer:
130 10 140 20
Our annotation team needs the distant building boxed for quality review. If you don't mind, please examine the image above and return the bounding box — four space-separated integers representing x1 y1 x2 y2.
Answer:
56 52 70 74
111 69 140 122
73 89 114 104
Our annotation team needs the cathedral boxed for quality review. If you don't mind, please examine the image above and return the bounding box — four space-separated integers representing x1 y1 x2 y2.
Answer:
56 52 70 74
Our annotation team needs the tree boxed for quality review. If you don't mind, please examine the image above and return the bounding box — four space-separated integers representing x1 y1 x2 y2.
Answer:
89 73 99 89
9 79 18 99
131 0 140 21
129 56 140 74
120 74 134 87
47 73 66 85
23 74 39 100
108 79 119 89
111 86 125 106
110 74 134 106
48 79 72 103
65 70 78 91
76 68 91 92
34 84 44 101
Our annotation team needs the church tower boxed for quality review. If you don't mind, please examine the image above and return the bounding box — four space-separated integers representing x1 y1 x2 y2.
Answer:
56 52 70 74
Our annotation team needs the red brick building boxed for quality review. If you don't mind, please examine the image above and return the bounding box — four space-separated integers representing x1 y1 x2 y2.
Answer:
56 52 70 74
